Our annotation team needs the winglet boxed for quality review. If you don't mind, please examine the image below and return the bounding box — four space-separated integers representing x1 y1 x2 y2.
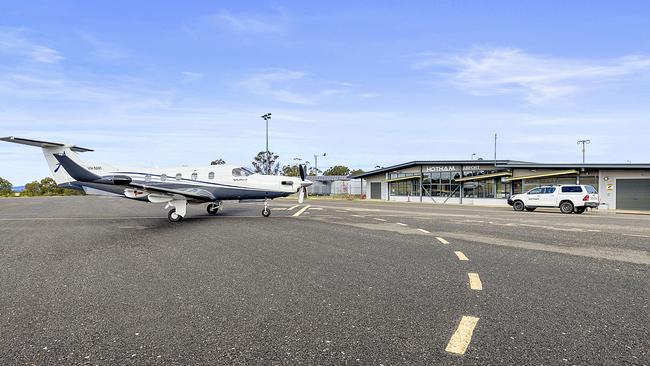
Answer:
53 153 101 182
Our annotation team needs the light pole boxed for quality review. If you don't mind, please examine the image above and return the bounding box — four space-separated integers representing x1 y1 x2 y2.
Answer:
577 139 590 164
313 153 326 176
261 113 272 153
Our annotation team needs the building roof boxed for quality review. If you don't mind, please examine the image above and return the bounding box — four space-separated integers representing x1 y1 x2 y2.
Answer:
351 160 650 178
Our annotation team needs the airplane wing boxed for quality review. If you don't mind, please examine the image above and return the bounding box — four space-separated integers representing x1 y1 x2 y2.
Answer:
128 183 216 202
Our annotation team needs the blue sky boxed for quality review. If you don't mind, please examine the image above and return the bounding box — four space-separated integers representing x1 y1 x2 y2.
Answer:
1 1 650 184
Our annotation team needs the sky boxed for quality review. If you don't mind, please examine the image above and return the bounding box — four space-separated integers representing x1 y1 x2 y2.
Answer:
1 0 650 184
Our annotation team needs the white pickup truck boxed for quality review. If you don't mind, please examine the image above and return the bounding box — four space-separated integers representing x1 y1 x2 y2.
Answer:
507 185 599 214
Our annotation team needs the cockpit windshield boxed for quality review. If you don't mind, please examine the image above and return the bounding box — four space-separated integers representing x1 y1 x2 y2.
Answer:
232 167 254 177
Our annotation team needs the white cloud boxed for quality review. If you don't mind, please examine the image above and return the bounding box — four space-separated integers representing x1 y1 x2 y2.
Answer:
414 47 650 103
239 70 316 105
0 27 63 64
209 10 289 34
78 32 128 61
181 71 204 82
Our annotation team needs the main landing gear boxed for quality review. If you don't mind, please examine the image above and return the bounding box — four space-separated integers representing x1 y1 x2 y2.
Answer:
262 198 271 217
165 199 187 223
207 202 222 215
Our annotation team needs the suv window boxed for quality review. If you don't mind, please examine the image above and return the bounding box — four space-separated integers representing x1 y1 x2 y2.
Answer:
543 187 556 194
585 185 597 194
561 186 583 193
528 188 543 194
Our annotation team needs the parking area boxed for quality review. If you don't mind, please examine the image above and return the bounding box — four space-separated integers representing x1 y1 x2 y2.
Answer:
0 196 648 365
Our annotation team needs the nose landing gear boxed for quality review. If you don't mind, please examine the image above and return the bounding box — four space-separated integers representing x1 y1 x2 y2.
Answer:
262 198 271 217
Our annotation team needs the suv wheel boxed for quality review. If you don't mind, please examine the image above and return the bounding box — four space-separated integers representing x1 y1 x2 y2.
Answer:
513 200 525 211
559 201 574 214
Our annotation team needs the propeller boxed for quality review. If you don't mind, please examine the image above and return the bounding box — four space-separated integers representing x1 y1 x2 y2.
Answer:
298 164 308 203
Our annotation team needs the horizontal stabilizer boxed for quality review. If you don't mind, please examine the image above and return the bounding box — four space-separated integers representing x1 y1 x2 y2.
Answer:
0 136 93 152
53 153 101 182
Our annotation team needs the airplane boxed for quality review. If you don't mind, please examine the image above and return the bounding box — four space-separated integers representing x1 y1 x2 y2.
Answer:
1 136 312 222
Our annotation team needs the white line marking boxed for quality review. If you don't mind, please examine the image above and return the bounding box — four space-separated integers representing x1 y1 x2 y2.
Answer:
468 273 483 290
373 218 387 222
288 205 299 211
454 251 469 261
417 228 430 234
445 316 480 355
292 205 311 217
436 237 450 245
309 207 323 210
623 233 650 238
396 222 408 226
271 208 287 211
336 210 347 213
350 214 365 218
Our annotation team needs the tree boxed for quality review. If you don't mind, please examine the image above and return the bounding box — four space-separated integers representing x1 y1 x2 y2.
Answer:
0 177 12 196
252 151 280 175
210 158 226 165
323 165 350 176
350 168 365 176
282 164 300 177
22 181 41 196
40 177 62 195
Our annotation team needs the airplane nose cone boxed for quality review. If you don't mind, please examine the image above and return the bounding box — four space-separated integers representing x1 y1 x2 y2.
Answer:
301 179 313 187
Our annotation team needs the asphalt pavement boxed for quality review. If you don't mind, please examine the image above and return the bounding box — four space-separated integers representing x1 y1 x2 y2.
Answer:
0 196 648 365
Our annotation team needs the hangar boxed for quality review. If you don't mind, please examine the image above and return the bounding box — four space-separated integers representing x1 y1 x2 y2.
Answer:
352 160 650 211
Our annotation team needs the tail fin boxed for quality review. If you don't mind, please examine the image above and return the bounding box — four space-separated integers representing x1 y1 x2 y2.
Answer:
1 136 107 185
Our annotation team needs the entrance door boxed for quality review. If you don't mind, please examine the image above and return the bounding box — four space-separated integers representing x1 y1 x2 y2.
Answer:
616 179 650 210
370 182 381 199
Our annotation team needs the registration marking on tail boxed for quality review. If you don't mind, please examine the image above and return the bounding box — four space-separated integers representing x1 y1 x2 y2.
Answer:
292 205 311 217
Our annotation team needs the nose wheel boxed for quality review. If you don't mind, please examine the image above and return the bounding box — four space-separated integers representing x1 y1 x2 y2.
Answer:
168 208 183 222
262 199 271 217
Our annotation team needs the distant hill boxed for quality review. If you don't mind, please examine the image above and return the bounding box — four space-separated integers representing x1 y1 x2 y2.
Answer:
12 186 25 192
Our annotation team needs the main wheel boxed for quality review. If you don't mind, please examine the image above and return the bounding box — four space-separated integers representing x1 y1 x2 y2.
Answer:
513 200 525 211
575 207 586 214
262 207 271 217
168 208 183 222
207 203 220 215
559 201 574 214
525 207 536 212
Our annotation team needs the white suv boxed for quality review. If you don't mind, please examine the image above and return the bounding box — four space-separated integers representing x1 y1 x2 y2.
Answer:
507 185 599 214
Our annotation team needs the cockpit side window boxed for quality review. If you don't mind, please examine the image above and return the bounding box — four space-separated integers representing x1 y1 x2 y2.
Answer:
232 167 253 177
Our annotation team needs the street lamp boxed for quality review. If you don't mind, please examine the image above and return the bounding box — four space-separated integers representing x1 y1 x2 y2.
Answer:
261 113 272 152
577 139 591 164
313 153 326 176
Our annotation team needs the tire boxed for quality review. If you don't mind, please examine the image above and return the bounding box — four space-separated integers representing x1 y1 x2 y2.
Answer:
559 201 574 214
575 207 586 214
207 203 220 215
168 208 183 222
525 207 536 212
262 207 271 217
513 200 525 211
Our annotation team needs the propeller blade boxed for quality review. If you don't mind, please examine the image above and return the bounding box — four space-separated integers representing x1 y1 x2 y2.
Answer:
299 164 306 181
298 187 305 203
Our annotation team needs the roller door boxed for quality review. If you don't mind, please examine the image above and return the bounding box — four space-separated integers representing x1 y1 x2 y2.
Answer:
370 182 381 199
616 179 650 210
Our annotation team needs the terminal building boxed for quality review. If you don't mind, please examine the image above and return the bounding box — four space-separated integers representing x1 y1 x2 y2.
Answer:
352 160 650 211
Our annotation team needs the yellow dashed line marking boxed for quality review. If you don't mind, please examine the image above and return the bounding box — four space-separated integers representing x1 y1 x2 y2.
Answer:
445 316 480 355
417 228 430 234
436 237 450 245
454 251 469 261
292 205 311 217
287 205 299 211
468 273 483 290
373 218 387 222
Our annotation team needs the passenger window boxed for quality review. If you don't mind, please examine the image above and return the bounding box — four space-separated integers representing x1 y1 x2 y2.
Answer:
145 175 151 182
161 174 167 181
176 173 182 180
191 172 198 180
561 186 582 193
544 187 556 194
528 188 543 194
585 185 597 194
208 172 215 179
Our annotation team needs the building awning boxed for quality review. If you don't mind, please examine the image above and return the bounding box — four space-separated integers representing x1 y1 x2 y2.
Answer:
454 171 512 182
383 175 421 183
505 169 579 182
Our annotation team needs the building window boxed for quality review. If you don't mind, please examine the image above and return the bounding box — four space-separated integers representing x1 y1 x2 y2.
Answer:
191 172 198 180
208 172 215 179
176 173 182 180
390 180 419 196
422 171 461 197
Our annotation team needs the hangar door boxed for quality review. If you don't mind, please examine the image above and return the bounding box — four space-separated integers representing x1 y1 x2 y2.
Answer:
370 182 381 199
616 179 650 210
